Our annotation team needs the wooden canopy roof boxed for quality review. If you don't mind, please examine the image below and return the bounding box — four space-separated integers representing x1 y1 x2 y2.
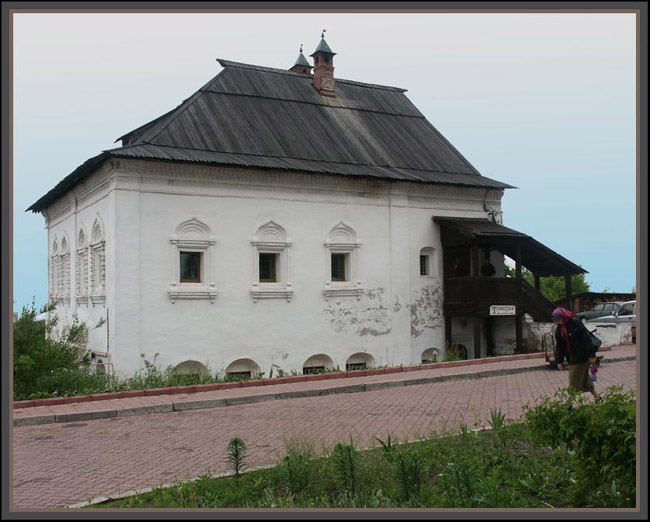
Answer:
434 217 587 277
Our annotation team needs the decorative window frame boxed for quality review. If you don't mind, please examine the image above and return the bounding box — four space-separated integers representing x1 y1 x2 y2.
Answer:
89 217 106 306
323 221 363 300
59 234 71 305
50 238 59 302
250 220 293 302
168 218 217 303
76 227 89 305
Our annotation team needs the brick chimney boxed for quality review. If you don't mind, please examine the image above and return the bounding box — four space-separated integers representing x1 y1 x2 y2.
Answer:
310 30 336 97
289 44 313 74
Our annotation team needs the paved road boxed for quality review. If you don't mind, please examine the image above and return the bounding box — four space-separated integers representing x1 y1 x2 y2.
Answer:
12 356 636 509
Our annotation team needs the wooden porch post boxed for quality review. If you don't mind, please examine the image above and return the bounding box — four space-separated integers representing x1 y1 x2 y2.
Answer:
471 243 479 277
473 316 481 359
565 275 573 312
486 317 494 357
534 274 541 292
445 315 452 352
515 243 522 279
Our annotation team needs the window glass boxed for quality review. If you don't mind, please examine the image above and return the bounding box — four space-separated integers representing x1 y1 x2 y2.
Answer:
331 253 347 281
259 253 277 282
594 304 604 313
420 255 430 276
618 304 633 316
180 252 201 282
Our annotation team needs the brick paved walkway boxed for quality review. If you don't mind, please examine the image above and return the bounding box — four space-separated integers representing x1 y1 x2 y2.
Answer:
11 346 637 509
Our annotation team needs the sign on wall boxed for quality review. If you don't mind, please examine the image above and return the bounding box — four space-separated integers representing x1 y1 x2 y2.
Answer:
490 305 516 316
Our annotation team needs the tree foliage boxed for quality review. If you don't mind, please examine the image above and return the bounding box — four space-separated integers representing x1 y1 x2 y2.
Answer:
13 302 94 400
504 265 590 303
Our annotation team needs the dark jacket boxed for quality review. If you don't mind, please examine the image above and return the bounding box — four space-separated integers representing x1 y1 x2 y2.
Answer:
554 317 595 366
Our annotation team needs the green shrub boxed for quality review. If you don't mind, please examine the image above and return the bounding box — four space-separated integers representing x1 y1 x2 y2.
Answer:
524 385 636 507
12 302 104 400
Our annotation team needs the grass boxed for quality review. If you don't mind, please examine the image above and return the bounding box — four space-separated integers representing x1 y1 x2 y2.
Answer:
88 393 637 509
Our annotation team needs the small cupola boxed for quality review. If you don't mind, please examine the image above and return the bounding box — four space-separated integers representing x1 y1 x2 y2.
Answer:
289 44 313 74
310 30 336 97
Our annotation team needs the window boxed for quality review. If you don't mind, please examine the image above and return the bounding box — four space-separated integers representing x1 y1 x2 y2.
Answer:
331 253 347 281
168 218 217 303
303 354 335 374
50 238 59 301
593 304 605 313
303 366 325 375
180 252 202 283
323 221 363 300
76 228 89 305
346 352 375 370
259 253 278 283
618 303 634 316
251 220 293 302
419 247 437 277
420 255 430 276
90 218 106 306
60 236 71 305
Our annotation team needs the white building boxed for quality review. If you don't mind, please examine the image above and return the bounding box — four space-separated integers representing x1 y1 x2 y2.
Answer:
28 36 585 378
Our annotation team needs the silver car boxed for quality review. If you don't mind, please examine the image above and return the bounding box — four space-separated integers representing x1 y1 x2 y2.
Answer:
576 301 624 324
587 300 636 343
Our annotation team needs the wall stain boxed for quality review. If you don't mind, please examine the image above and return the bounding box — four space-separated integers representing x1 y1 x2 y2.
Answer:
324 287 392 336
410 284 444 338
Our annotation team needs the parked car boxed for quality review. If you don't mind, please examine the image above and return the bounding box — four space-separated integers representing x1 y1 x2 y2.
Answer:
576 301 624 324
587 300 636 343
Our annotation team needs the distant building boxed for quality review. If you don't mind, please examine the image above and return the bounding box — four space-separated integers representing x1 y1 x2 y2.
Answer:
28 35 585 377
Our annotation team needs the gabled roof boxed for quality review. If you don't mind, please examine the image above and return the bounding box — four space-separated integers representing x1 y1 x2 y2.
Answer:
28 59 513 213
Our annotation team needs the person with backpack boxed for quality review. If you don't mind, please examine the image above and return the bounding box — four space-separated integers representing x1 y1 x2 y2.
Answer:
552 307 600 401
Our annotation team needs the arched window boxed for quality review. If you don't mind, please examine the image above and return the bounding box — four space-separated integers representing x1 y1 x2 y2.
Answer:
76 227 89 304
323 221 363 300
50 238 59 301
168 218 217 303
345 352 375 371
225 358 261 380
421 347 441 364
419 247 438 277
303 354 335 375
59 235 71 304
250 220 293 302
171 360 209 376
90 218 106 305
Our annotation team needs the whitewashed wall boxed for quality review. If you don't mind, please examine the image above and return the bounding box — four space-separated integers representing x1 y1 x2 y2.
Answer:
46 159 504 376
44 164 116 357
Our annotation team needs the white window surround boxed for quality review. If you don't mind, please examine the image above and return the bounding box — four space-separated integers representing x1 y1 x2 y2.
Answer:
168 218 217 303
250 220 293 303
419 247 437 278
76 228 89 305
50 238 59 302
323 221 363 300
90 218 106 306
60 235 71 305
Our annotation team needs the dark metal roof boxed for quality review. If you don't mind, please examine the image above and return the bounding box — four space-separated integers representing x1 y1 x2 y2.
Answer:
293 52 311 68
28 59 513 213
434 217 587 276
311 37 335 56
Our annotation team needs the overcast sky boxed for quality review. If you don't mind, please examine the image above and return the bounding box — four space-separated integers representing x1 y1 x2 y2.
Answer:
12 11 637 312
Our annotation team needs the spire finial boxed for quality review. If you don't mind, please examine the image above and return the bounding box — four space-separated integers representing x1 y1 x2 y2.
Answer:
321 29 326 38
299 43 303 53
